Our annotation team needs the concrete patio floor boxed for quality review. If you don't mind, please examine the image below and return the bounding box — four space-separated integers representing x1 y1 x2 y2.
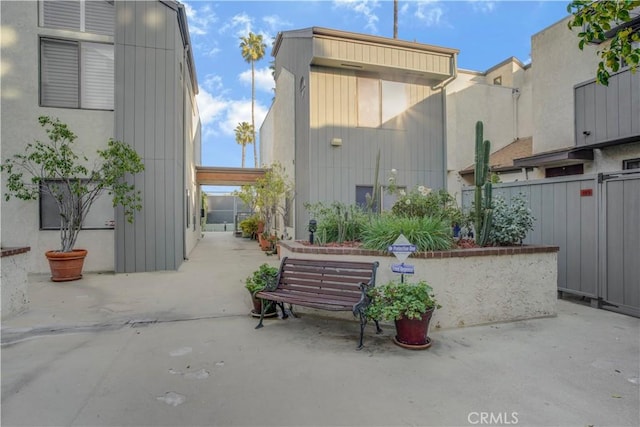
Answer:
1 232 639 426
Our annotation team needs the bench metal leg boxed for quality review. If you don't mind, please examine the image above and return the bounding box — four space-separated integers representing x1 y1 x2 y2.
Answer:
279 302 289 319
357 313 367 350
374 320 382 334
255 300 266 329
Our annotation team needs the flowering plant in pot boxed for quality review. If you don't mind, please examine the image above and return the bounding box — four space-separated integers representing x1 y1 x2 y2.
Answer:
367 280 440 349
1 116 144 281
245 263 278 317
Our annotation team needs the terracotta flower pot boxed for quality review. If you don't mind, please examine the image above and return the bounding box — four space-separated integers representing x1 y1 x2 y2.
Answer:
393 307 435 349
251 295 277 318
45 249 88 282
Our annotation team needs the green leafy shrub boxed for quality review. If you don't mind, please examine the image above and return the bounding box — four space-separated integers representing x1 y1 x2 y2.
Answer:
367 280 439 321
304 202 368 243
239 215 259 237
245 263 279 295
360 214 453 252
391 187 464 226
1 116 144 252
489 194 534 246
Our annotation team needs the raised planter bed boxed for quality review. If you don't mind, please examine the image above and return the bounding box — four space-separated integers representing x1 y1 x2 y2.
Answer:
278 241 559 330
1 246 31 319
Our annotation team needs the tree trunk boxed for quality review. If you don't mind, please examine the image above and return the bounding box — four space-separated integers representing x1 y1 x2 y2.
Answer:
251 62 258 168
393 0 398 39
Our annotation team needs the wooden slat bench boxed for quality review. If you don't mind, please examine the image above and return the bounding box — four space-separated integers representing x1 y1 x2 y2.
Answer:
255 257 381 349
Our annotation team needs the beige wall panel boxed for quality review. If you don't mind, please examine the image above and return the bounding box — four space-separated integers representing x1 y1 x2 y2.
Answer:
531 16 600 154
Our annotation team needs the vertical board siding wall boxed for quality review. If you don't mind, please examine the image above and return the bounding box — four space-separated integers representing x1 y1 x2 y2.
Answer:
462 172 640 317
602 175 640 316
575 69 640 147
462 176 598 296
307 66 445 228
114 1 184 272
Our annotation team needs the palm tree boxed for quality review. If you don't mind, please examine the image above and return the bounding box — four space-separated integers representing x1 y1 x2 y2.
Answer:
393 0 398 38
240 32 266 168
234 122 254 168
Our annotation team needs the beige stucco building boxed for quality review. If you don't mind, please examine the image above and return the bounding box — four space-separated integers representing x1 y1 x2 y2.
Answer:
1 0 203 274
446 14 639 200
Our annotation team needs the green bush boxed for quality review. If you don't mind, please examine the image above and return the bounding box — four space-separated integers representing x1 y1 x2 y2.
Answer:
391 187 464 226
304 202 368 243
489 194 534 246
245 263 279 295
366 280 439 321
239 215 259 237
360 214 453 252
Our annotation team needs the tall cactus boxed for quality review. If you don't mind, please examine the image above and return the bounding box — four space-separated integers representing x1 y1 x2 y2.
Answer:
473 121 493 246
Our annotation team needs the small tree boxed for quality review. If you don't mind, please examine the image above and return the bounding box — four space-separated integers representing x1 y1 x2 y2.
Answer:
1 116 145 252
234 162 293 236
567 0 640 86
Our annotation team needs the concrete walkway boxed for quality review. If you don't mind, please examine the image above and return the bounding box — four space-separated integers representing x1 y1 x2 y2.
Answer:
2 232 639 426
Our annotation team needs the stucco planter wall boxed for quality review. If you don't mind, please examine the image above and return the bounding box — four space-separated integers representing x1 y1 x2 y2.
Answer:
279 241 559 330
1 246 31 320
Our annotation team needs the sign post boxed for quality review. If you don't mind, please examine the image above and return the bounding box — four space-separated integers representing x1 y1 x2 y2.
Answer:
388 234 417 283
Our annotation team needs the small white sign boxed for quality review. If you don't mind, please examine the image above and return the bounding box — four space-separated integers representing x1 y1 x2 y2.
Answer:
388 234 417 263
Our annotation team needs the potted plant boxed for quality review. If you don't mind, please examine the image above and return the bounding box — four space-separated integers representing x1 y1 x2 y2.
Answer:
245 263 278 317
239 215 259 238
1 116 144 282
367 280 440 349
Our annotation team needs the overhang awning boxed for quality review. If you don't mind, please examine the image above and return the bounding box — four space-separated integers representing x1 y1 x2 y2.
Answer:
513 147 594 168
196 166 266 186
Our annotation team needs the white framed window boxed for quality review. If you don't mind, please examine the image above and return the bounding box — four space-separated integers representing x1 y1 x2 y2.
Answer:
357 77 409 128
40 37 114 110
40 0 114 36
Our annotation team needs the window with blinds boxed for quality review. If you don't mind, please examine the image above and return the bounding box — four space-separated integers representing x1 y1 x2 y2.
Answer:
40 0 114 36
40 38 113 109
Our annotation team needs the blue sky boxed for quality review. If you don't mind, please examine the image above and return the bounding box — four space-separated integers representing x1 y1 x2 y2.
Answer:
186 0 570 183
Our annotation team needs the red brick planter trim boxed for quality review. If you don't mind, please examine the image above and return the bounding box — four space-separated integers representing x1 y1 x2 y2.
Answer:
279 241 558 258
1 247 31 258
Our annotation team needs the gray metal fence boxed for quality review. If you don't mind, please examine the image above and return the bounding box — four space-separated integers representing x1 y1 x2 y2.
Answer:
462 170 639 317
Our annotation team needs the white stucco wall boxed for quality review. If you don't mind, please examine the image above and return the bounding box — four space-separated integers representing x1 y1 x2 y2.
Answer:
1 249 31 319
260 68 296 238
587 142 640 173
279 244 558 330
531 16 601 155
446 67 532 200
1 1 116 273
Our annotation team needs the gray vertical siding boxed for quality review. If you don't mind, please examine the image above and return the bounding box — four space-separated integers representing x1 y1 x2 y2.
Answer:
603 175 640 316
462 172 640 317
575 69 640 146
114 1 185 272
302 66 446 237
462 176 599 296
274 36 313 238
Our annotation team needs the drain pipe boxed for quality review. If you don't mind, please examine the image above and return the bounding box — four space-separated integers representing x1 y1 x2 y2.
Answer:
512 88 521 140
433 54 458 192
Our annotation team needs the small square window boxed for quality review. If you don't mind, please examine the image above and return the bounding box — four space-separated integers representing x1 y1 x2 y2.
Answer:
623 158 640 170
493 76 502 86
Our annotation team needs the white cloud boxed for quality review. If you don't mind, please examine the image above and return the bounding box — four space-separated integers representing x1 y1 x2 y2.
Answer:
262 15 292 33
414 0 445 27
183 1 217 36
468 0 497 13
196 89 268 137
333 0 381 33
239 67 274 94
219 12 253 38
202 74 224 93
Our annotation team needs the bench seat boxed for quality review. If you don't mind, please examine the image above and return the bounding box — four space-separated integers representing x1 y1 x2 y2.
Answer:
255 257 380 349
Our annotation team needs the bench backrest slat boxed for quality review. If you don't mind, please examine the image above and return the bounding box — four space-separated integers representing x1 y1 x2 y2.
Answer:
272 257 379 303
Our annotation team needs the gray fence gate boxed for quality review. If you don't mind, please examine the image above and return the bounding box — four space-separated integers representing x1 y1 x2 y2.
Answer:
462 170 639 317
